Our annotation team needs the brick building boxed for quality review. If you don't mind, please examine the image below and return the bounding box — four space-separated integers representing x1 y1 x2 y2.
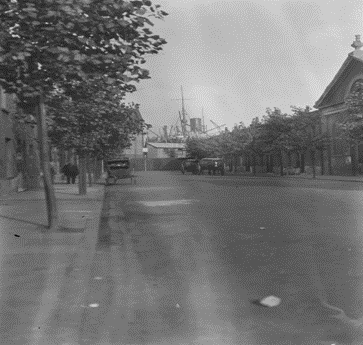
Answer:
314 35 363 175
0 87 40 193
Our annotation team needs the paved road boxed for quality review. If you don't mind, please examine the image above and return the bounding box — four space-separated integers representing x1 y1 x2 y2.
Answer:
2 172 363 344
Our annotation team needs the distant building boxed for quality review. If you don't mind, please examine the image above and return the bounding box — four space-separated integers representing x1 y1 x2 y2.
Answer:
147 142 186 158
122 133 146 159
121 108 147 159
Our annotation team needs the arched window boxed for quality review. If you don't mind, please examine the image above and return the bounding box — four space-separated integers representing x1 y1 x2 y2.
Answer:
346 79 363 110
350 79 363 93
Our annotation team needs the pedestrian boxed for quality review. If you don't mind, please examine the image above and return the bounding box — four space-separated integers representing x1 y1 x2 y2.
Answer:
61 161 79 184
69 162 79 184
50 161 56 184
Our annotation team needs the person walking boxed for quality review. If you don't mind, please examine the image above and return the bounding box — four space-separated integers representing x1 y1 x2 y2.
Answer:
61 161 79 184
50 161 56 184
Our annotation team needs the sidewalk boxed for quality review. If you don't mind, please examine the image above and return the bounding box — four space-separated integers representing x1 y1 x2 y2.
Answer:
0 180 105 233
0 181 106 345
226 171 363 183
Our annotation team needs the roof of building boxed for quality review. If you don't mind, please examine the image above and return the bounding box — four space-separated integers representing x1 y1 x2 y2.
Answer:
315 35 363 109
147 142 186 149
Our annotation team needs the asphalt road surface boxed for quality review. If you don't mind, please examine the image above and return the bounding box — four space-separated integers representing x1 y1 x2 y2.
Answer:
3 171 363 345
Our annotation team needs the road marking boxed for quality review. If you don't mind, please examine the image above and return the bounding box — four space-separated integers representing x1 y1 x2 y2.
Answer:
135 199 197 207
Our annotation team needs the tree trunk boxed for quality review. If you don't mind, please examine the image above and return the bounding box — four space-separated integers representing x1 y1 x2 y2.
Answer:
280 150 284 176
78 154 87 195
353 140 359 176
252 154 256 176
311 149 316 178
37 95 59 230
327 137 332 175
87 155 93 187
94 157 102 180
301 152 305 173
320 149 325 175
287 151 291 175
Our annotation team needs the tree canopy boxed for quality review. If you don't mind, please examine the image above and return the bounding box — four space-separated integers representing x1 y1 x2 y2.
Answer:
46 82 147 158
0 0 168 102
337 79 363 141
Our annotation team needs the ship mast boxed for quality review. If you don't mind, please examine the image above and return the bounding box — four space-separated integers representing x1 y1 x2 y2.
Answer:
181 86 187 138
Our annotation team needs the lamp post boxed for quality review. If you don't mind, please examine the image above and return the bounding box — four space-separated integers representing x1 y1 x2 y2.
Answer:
142 131 148 171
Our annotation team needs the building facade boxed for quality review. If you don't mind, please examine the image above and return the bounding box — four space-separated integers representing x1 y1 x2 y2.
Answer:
147 142 186 159
122 132 146 159
0 87 40 193
314 35 363 175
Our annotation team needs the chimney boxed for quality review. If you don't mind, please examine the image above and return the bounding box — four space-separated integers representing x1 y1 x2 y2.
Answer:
351 34 363 50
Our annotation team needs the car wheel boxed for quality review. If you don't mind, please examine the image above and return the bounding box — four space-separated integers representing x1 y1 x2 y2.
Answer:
208 170 211 175
221 169 225 176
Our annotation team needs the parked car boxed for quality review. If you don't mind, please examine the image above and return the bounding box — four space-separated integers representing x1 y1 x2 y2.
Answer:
181 158 201 175
199 158 225 175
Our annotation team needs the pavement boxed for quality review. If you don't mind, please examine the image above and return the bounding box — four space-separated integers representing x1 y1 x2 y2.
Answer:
2 172 363 344
20 171 358 345
226 170 363 183
0 180 105 345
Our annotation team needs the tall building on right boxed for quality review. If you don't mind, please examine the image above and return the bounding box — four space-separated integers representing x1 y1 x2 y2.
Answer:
314 35 363 176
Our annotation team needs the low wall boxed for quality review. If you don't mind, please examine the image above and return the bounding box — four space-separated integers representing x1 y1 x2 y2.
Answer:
129 158 183 171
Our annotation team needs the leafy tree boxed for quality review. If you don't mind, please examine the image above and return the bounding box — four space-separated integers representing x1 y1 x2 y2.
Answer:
225 122 254 172
0 0 168 229
243 117 268 175
258 109 294 176
46 80 147 159
290 106 328 177
185 136 217 159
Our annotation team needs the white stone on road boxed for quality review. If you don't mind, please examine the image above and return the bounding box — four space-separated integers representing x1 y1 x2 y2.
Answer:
259 295 281 307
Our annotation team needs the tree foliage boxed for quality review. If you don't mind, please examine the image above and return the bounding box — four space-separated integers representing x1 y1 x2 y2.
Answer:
337 79 363 141
46 83 147 158
289 106 328 152
0 0 168 101
185 136 218 159
185 105 328 175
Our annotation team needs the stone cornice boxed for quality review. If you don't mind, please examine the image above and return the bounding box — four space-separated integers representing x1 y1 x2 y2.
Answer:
320 103 347 116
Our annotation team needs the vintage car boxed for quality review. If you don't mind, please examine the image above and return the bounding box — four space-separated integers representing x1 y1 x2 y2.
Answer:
199 158 225 175
105 157 132 185
181 158 201 175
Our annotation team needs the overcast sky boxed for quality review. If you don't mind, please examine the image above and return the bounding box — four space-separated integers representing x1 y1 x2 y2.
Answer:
124 0 363 134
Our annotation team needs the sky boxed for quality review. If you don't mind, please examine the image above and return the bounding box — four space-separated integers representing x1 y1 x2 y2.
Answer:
124 0 363 135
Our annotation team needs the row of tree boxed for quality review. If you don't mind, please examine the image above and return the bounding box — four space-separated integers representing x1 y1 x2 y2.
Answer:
185 106 329 177
0 0 168 229
186 84 363 177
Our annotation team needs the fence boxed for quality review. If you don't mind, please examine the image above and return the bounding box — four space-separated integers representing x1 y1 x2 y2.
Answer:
129 158 183 172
